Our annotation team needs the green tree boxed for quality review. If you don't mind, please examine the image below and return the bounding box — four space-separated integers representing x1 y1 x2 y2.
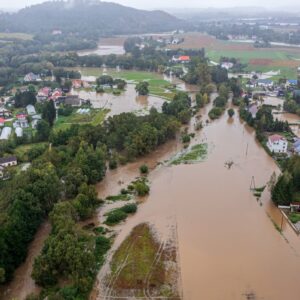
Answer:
42 100 56 126
228 108 235 118
135 81 149 95
36 120 51 141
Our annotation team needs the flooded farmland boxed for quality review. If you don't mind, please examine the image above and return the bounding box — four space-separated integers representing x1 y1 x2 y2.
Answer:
92 99 300 300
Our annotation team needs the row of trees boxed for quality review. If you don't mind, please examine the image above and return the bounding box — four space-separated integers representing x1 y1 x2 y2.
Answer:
0 91 191 293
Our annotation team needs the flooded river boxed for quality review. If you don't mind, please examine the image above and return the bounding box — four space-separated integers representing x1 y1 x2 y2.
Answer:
3 89 300 299
93 99 300 300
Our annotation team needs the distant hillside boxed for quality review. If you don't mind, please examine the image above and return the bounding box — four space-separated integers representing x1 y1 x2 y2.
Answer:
0 0 185 37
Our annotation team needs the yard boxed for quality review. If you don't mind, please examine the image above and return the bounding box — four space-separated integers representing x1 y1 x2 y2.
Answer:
54 108 109 131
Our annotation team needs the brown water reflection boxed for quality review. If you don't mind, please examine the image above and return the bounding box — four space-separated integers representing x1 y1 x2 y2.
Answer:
93 100 300 300
72 84 166 117
0 222 51 300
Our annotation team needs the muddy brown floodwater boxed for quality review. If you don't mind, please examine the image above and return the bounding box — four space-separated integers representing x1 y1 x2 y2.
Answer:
72 84 166 117
93 99 300 300
0 222 51 300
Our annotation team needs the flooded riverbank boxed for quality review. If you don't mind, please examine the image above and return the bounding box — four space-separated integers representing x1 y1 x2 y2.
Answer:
0 222 51 300
93 100 300 300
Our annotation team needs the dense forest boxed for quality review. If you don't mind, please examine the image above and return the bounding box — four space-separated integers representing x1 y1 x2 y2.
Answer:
0 0 185 37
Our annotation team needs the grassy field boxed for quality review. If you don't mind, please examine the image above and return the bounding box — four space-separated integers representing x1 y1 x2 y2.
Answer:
0 32 33 40
54 108 109 131
107 223 178 297
171 143 208 165
74 68 176 100
171 32 300 79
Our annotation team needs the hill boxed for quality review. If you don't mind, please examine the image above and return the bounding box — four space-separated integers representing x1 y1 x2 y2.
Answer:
0 0 185 37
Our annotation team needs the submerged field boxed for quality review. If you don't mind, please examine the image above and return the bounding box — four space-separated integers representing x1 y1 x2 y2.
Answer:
104 223 180 298
75 68 176 100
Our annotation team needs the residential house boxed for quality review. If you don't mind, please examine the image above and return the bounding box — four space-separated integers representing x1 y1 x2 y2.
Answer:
24 72 41 83
37 87 51 102
0 156 17 167
26 104 36 115
65 95 82 107
14 114 29 128
286 79 298 88
15 127 23 137
0 118 5 127
267 134 288 153
0 127 12 140
0 108 12 118
51 89 63 101
221 62 234 70
72 80 90 89
257 79 274 88
172 55 191 63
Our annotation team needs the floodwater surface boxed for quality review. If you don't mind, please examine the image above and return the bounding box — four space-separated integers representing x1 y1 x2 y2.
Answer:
93 100 300 300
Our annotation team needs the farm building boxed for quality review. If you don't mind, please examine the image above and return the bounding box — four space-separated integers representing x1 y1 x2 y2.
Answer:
0 127 12 140
257 79 274 88
267 134 288 154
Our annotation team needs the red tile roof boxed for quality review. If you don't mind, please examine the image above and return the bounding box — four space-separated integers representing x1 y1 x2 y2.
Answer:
269 134 286 143
179 56 190 61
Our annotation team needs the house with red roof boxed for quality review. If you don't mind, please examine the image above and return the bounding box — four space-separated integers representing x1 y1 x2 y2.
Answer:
172 55 191 63
0 118 5 127
267 134 288 153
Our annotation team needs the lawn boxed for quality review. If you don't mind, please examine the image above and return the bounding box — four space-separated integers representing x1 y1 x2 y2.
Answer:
54 108 109 131
0 32 33 40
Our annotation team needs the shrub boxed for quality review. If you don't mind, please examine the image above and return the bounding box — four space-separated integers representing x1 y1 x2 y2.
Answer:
109 158 118 170
134 180 150 196
181 134 191 144
105 210 127 225
208 107 223 120
120 204 137 214
139 164 149 174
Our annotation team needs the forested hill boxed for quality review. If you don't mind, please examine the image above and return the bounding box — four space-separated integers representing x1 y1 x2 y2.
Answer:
0 0 185 37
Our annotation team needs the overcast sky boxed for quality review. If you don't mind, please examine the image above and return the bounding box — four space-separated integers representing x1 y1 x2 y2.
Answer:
1 0 300 10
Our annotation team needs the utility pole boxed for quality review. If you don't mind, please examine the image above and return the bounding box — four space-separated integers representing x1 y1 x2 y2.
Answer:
250 176 256 191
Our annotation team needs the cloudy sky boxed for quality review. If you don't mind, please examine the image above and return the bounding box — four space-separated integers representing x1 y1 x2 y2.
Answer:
0 0 299 10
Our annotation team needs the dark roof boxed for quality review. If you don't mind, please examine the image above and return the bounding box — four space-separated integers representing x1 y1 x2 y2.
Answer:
0 156 17 164
65 95 81 106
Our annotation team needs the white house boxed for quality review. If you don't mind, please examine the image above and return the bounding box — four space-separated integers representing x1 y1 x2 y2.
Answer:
267 134 288 153
221 62 234 70
0 156 17 167
0 127 12 140
15 127 23 137
26 104 36 115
